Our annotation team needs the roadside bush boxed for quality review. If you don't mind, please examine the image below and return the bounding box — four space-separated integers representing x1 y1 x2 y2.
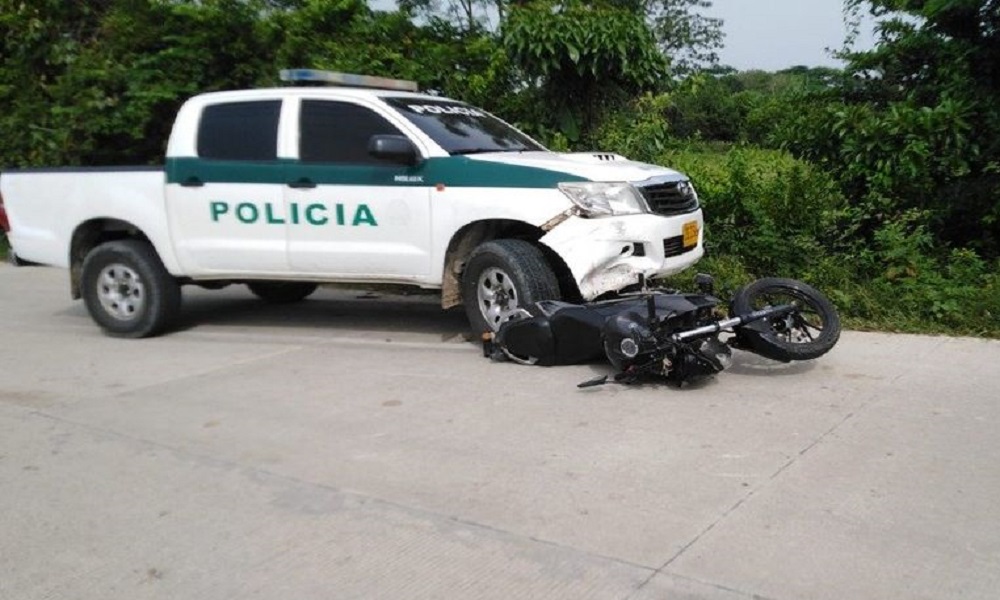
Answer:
594 105 1000 337
845 214 1000 334
661 206 1000 336
591 93 674 161
653 145 847 277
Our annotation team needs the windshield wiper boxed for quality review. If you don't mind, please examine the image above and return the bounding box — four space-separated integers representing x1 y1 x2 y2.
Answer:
452 147 532 156
452 148 504 155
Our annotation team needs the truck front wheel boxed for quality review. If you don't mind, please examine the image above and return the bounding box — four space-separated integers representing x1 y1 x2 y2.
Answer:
81 240 181 338
462 239 560 334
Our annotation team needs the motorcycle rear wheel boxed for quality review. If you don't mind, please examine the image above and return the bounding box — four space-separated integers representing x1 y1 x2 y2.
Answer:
730 278 841 362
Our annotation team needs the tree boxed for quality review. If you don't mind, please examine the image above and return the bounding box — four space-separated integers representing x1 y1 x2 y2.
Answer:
269 0 512 111
0 0 509 166
643 0 724 75
398 0 724 74
766 0 1000 256
0 0 723 166
0 0 273 166
397 0 506 31
565 0 725 75
503 0 668 142
0 0 115 165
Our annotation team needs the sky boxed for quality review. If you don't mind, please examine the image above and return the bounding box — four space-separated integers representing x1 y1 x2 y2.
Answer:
703 0 880 71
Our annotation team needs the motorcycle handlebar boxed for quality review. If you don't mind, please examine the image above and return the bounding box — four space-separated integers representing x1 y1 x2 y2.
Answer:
671 304 796 342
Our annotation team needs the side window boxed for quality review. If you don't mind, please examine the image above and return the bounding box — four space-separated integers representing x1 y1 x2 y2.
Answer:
300 100 404 165
197 100 281 161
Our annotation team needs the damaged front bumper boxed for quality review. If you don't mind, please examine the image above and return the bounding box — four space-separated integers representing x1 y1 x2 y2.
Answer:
539 210 704 299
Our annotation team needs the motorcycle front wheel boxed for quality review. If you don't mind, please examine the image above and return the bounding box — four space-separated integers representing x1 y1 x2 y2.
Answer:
730 278 841 362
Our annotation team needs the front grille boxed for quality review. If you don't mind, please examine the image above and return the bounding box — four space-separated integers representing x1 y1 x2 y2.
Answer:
637 180 699 216
664 235 696 258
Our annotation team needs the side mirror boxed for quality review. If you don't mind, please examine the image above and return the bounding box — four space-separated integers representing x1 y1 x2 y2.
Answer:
368 135 421 166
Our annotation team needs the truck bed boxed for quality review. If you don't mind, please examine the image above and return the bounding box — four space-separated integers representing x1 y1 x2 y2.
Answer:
1 167 165 268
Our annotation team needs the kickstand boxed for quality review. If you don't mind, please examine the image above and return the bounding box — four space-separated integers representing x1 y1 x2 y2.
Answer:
577 371 638 388
577 375 609 388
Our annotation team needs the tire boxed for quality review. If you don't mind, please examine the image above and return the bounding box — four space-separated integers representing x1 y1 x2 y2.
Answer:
462 239 560 334
730 277 841 362
246 281 318 304
81 240 181 338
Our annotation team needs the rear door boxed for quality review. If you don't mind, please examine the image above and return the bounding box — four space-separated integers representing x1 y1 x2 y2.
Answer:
284 98 432 278
166 99 289 274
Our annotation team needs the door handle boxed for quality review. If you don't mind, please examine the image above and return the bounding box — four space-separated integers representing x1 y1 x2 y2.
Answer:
180 176 204 188
287 178 316 189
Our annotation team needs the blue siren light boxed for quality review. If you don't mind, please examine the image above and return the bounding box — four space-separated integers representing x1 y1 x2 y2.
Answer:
279 69 419 92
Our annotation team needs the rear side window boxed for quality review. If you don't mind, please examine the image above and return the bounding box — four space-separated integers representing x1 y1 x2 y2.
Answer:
299 100 403 164
197 101 281 161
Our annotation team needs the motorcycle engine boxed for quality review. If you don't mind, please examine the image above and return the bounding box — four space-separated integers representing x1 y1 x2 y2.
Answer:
602 308 733 385
602 310 658 373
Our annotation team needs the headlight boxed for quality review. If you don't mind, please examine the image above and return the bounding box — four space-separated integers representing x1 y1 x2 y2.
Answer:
558 182 650 217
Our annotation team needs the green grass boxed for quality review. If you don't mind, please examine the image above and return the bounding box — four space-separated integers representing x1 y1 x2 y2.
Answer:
660 254 1000 339
0 232 8 261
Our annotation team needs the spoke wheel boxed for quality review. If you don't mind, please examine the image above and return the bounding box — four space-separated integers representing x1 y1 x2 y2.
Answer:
750 289 826 344
730 278 841 362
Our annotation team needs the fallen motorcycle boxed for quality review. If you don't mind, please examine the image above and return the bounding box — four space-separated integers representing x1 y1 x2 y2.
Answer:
483 276 841 387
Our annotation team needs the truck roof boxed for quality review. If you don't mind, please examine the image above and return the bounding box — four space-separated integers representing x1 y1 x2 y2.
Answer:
190 87 450 105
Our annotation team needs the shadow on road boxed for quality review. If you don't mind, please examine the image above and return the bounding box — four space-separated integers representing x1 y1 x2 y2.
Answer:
726 351 816 377
174 286 470 339
58 283 818 382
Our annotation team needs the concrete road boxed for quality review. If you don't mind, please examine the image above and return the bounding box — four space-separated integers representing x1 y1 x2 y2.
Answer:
1 264 998 600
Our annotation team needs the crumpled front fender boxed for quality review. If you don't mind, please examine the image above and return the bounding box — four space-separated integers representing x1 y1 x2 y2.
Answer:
539 212 704 299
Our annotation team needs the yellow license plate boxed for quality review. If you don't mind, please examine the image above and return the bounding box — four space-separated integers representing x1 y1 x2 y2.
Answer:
682 221 699 248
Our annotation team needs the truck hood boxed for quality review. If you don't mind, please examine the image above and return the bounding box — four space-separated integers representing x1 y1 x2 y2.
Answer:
466 151 685 183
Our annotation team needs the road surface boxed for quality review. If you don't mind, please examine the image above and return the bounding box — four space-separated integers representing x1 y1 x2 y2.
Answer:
1 264 998 599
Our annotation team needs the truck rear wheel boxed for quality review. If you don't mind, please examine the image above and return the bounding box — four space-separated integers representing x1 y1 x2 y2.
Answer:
81 240 181 338
246 281 318 304
462 239 560 334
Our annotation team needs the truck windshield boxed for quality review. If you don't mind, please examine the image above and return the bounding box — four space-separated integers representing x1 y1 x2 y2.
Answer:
382 97 545 155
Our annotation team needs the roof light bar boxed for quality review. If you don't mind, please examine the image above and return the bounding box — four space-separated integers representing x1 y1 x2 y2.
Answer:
279 69 419 92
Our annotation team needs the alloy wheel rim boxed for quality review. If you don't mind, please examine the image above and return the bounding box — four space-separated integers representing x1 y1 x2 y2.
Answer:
97 263 146 321
477 267 520 330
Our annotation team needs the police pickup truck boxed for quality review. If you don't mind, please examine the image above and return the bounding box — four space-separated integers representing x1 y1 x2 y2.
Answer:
0 70 704 338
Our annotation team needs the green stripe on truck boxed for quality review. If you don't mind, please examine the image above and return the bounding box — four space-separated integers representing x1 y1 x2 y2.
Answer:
165 156 586 188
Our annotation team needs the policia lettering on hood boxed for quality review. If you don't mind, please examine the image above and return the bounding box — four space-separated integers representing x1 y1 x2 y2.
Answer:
209 201 378 227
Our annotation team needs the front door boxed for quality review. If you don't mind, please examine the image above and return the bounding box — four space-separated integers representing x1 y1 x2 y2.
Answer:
284 99 431 279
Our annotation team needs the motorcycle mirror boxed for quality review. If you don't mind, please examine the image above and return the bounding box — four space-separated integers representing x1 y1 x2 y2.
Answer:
694 273 715 294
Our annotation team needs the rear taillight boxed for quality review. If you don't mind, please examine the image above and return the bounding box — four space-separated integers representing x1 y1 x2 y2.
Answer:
0 190 9 233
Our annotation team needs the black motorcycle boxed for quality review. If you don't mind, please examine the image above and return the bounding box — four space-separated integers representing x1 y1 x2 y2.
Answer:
484 276 841 387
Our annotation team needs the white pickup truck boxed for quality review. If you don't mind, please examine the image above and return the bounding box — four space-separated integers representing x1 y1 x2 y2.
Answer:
0 70 704 338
